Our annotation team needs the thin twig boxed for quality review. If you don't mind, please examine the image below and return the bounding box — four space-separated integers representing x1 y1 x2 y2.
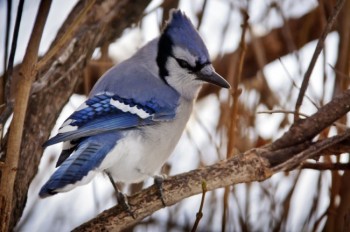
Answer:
278 58 319 110
4 0 24 93
191 181 207 232
192 111 221 160
273 129 350 172
294 0 346 121
271 89 350 151
196 0 208 30
257 109 309 119
0 0 25 125
258 111 350 132
223 9 249 231
329 64 350 80
273 1 304 80
227 9 249 156
217 3 233 55
301 162 350 170
3 0 12 74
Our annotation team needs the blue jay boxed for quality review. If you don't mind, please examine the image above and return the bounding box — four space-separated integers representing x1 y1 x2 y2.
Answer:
39 9 230 207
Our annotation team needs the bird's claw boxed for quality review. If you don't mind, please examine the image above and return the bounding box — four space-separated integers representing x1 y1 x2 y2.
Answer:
154 175 166 207
116 191 135 219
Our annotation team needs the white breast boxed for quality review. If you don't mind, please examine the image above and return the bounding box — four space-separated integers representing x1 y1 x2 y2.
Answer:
99 98 193 183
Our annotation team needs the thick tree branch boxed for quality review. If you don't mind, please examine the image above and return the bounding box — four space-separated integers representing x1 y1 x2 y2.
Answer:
270 89 350 152
74 88 350 231
74 151 272 231
301 162 350 171
272 129 350 172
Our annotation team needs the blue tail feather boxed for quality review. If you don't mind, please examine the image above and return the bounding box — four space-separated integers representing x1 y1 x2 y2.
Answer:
39 132 122 197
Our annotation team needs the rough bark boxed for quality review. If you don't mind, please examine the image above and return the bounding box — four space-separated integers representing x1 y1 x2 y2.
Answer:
75 151 272 231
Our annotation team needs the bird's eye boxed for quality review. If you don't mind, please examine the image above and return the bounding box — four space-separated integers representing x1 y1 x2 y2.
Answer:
176 59 192 69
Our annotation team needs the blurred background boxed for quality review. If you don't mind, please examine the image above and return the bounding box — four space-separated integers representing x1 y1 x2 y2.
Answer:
1 0 349 231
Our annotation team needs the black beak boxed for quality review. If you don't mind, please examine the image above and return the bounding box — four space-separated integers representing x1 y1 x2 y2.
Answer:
197 69 231 89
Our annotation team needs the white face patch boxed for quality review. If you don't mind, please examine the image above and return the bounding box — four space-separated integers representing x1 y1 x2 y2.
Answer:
59 119 78 133
110 99 151 119
165 58 202 100
172 46 196 67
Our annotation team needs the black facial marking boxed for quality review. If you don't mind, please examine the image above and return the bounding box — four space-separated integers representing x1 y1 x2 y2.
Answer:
173 56 211 73
175 58 192 69
157 32 173 84
194 60 211 72
157 30 212 79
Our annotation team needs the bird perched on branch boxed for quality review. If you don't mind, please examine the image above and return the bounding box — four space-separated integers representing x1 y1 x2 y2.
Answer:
40 9 230 212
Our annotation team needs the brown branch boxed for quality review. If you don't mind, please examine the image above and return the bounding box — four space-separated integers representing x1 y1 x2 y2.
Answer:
301 162 350 170
332 0 350 97
74 86 350 230
223 9 249 231
191 181 207 232
196 0 208 30
272 129 350 172
35 0 96 71
3 0 12 74
0 1 52 231
294 0 346 120
74 150 272 231
270 89 350 152
0 0 24 124
73 134 349 230
227 9 249 156
257 110 310 119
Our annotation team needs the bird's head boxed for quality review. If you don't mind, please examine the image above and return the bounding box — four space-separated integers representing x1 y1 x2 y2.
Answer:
157 9 230 100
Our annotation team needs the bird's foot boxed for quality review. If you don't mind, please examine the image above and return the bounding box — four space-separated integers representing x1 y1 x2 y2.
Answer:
106 171 135 219
154 174 167 207
116 191 135 219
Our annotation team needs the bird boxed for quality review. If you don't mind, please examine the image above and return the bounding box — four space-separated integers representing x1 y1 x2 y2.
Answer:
39 9 230 209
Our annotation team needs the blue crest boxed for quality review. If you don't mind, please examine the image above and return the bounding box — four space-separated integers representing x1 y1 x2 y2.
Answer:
156 9 210 79
165 9 209 64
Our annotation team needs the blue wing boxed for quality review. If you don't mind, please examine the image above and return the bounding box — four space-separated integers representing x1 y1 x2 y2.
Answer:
43 92 178 147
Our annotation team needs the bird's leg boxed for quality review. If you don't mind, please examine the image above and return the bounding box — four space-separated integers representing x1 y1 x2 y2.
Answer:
154 174 167 207
106 172 135 219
